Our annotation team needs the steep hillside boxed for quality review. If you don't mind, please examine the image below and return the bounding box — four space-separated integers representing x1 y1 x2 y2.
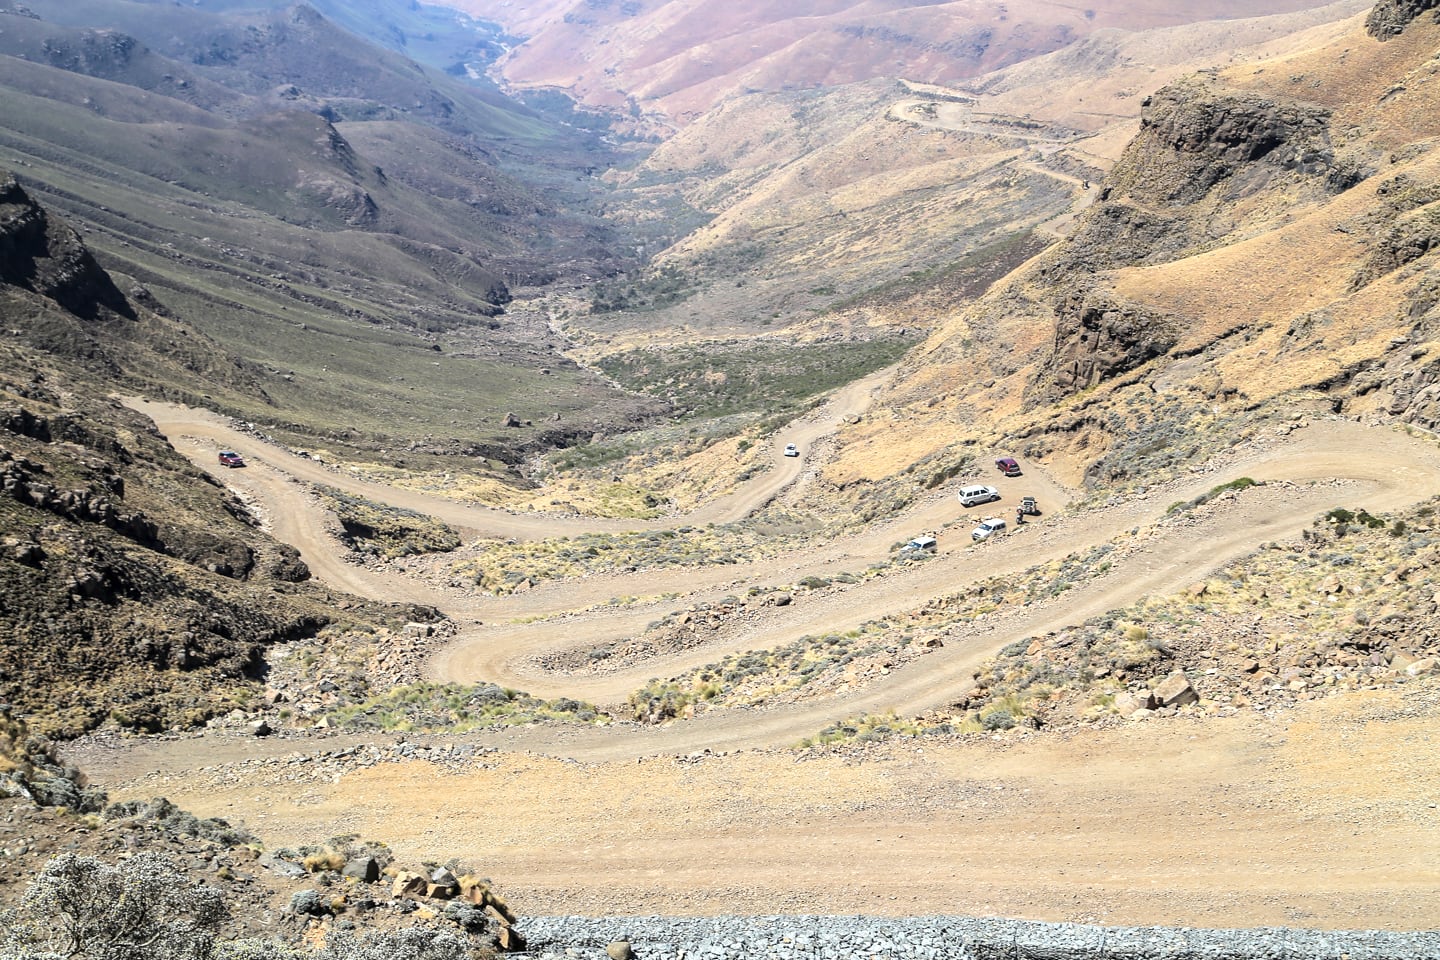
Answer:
540 1 1370 385
447 0 1347 131
0 0 658 474
806 1 1440 500
0 177 428 737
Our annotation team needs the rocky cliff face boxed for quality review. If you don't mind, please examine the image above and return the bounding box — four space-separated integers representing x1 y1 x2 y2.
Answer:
0 174 133 320
0 186 412 738
1041 288 1181 394
1032 75 1362 400
1365 0 1440 37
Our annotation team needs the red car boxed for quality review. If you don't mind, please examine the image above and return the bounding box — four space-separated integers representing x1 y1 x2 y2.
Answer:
995 456 1021 477
218 450 246 468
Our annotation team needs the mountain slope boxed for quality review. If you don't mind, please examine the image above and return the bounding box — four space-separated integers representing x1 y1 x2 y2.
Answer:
446 0 1352 131
817 2 1440 495
0 176 389 737
0 0 659 471
548 1 1369 354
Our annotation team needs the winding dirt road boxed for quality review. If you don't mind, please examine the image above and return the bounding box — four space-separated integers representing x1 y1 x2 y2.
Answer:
84 398 1440 929
126 394 1440 752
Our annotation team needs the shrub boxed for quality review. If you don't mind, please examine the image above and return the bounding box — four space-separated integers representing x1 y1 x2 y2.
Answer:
302 850 346 873
980 708 1016 731
0 853 227 960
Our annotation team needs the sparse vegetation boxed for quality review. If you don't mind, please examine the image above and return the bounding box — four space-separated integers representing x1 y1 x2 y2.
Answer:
596 337 911 421
324 682 606 732
589 264 700 313
316 486 461 559
1168 477 1259 515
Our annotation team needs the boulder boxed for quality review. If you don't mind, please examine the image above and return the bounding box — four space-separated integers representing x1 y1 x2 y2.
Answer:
1154 672 1199 708
342 857 379 883
1114 689 1156 715
1405 658 1436 677
392 871 427 899
607 942 635 960
258 853 306 878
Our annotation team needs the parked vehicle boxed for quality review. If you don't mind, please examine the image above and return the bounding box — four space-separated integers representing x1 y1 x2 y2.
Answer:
957 484 1000 507
903 535 937 553
784 443 800 457
1020 496 1039 515
972 518 1007 541
218 451 246 468
995 456 1022 477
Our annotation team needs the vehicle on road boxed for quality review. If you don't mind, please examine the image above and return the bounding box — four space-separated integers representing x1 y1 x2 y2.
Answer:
957 484 1000 507
784 443 800 457
972 518 1007 541
903 535 938 553
218 451 246 468
995 456 1022 477
1020 496 1039 515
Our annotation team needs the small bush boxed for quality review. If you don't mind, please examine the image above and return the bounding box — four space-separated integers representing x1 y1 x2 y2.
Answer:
302 851 346 874
1 853 228 959
980 708 1016 731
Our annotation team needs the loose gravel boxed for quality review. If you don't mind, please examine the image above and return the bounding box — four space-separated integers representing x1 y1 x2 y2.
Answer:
517 915 1440 959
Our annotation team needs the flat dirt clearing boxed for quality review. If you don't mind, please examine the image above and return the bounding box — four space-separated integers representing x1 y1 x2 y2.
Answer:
77 681 1440 929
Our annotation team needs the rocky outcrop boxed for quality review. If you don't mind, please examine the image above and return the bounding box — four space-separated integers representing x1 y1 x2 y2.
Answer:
0 174 133 320
1347 174 1440 290
1047 79 1352 283
1040 288 1180 395
1366 0 1440 38
1033 76 1358 399
1114 83 1343 206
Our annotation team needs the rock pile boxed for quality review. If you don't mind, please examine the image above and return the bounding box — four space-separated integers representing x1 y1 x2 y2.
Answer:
129 740 502 794
284 856 524 953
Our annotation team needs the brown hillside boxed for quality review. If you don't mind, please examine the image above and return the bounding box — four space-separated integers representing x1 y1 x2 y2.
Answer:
555 3 1369 350
828 7 1440 491
446 0 1349 128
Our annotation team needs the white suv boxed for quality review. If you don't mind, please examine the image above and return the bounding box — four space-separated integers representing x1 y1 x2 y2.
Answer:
972 518 1007 541
957 484 1000 507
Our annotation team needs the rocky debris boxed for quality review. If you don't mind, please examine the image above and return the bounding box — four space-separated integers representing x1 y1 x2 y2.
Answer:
126 740 503 797
0 708 524 954
251 617 458 720
0 788 526 953
520 914 1440 960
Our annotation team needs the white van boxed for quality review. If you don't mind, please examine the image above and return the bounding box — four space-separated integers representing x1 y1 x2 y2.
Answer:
957 484 1000 507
